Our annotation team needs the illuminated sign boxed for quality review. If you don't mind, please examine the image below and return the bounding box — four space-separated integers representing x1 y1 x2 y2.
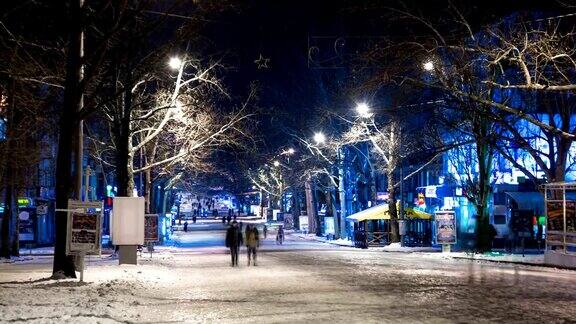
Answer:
17 198 31 208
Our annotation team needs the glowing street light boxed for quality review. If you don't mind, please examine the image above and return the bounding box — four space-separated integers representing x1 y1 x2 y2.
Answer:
273 160 280 167
356 102 371 118
168 56 183 70
282 147 296 155
314 132 326 145
423 60 434 71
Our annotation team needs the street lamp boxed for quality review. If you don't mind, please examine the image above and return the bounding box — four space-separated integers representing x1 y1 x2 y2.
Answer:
423 60 434 71
287 148 295 155
273 160 280 167
356 102 371 118
168 56 182 70
314 132 326 145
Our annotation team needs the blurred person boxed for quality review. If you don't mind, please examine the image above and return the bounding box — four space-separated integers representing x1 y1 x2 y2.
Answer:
276 225 284 245
245 224 260 266
225 221 243 267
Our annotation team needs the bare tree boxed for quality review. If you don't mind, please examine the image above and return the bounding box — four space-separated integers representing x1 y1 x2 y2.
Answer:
0 3 62 258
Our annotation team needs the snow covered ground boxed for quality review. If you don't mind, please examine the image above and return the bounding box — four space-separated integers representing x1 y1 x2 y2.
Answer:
1 232 575 323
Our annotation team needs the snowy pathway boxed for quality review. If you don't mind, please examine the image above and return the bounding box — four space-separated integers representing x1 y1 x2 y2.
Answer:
1 233 575 323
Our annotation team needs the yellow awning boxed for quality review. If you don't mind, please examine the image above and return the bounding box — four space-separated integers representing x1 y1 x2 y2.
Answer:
346 204 390 222
405 207 432 220
346 204 432 222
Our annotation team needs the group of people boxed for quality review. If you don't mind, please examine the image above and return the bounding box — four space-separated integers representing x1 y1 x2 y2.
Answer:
225 221 261 267
222 208 242 224
191 197 217 217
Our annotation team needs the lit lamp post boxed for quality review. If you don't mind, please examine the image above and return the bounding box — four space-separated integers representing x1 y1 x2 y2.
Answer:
356 102 372 118
168 56 183 70
423 60 434 71
314 132 326 145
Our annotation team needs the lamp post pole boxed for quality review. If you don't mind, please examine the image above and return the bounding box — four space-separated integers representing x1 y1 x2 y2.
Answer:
84 165 91 202
75 0 84 201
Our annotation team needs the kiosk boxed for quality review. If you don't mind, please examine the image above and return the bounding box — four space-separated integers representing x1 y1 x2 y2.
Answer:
543 182 576 268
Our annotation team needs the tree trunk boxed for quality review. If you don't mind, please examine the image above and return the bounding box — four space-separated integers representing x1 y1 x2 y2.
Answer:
330 187 339 239
1 76 17 258
474 125 494 253
552 138 570 183
115 109 134 197
53 92 79 278
369 168 377 205
304 177 317 234
145 168 152 213
292 190 300 229
53 0 84 278
10 192 19 257
338 162 347 240
1 183 16 258
387 169 400 243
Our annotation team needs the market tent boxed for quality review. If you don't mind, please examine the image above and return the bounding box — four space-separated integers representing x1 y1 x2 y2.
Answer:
346 204 390 222
405 207 432 220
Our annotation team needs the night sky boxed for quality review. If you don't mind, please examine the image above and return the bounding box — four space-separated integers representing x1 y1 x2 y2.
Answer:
194 0 564 154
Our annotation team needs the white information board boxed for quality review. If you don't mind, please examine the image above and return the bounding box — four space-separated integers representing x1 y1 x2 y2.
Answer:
112 197 145 245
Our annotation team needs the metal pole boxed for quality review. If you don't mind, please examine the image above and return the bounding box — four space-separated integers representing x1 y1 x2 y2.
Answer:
84 165 91 202
563 187 567 253
399 163 404 218
79 252 85 282
75 0 84 201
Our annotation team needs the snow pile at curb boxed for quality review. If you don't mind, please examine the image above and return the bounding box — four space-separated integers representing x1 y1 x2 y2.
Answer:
451 252 545 265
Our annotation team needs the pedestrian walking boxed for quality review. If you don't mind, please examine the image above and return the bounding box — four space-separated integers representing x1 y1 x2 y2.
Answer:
192 215 197 223
225 221 243 267
276 225 284 245
263 225 267 239
183 221 188 232
245 224 260 266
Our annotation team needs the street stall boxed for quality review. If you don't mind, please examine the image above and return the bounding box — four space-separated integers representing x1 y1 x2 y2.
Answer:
346 203 391 247
543 182 576 268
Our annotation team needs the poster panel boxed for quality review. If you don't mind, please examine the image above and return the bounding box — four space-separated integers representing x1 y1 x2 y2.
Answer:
18 210 35 242
66 200 102 255
112 197 145 245
144 214 159 243
435 210 456 244
546 201 576 243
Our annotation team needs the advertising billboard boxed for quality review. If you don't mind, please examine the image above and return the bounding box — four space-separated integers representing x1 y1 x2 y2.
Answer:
112 197 145 245
144 214 159 243
435 210 457 244
66 200 102 255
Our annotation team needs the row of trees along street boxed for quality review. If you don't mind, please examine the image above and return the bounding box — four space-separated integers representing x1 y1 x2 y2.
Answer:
0 1 253 278
247 5 576 252
2 1 576 277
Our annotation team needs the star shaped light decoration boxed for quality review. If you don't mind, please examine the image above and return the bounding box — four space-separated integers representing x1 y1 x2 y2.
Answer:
254 54 270 69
